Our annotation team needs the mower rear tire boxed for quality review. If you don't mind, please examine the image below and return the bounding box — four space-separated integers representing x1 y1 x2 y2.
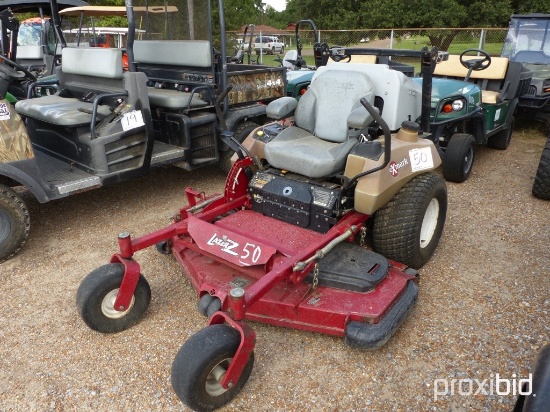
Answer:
0 184 30 263
372 172 447 269
443 133 475 183
219 121 259 174
532 135 550 200
487 117 514 150
171 324 254 411
76 263 151 333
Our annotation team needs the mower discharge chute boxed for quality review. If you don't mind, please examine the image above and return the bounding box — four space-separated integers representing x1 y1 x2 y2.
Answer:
76 48 448 411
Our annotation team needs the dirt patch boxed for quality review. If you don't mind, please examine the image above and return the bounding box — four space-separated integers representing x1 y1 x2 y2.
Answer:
0 124 548 411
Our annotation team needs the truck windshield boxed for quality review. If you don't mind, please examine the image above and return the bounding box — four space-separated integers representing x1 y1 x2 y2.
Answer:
502 18 550 63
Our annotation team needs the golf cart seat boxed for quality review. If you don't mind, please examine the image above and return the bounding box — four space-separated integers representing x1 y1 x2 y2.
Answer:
264 68 376 178
433 54 527 103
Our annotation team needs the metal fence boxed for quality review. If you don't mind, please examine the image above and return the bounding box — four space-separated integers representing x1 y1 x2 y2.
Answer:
227 28 509 67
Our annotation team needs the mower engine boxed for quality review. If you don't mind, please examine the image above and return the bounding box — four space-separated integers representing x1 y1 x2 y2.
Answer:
248 169 344 233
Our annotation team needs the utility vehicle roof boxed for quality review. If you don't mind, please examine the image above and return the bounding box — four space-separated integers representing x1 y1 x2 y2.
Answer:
59 5 178 17
0 0 88 13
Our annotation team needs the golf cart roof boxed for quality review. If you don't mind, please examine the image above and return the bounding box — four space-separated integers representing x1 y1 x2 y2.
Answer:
59 5 178 17
0 0 88 13
63 27 145 36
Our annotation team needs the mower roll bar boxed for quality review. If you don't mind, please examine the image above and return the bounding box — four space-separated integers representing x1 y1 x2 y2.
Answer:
295 19 319 66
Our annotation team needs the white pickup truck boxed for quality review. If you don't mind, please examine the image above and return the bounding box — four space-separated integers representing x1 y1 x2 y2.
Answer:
254 35 284 55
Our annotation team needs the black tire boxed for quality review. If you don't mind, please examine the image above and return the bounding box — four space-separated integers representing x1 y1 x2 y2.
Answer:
0 184 30 263
198 294 214 317
443 133 476 183
487 117 514 150
155 240 171 255
171 324 254 411
280 46 285 54
372 173 447 269
532 135 550 200
206 297 222 318
219 121 259 174
76 263 151 333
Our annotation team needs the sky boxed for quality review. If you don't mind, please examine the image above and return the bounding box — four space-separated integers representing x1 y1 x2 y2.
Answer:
263 0 286 11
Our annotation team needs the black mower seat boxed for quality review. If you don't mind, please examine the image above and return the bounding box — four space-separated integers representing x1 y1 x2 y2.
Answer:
15 95 112 126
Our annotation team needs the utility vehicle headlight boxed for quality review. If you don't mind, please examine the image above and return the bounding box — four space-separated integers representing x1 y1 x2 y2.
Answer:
452 99 464 111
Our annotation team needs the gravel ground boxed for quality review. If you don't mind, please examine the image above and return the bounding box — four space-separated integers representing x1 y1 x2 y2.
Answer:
0 122 548 412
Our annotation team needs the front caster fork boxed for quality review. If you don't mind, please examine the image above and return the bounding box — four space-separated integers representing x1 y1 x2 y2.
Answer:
208 310 256 390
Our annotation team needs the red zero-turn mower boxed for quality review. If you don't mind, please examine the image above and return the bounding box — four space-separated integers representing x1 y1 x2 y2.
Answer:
76 56 448 411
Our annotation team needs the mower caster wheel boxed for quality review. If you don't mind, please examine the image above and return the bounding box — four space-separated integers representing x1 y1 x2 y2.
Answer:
198 294 222 318
171 324 254 411
76 263 151 333
155 240 171 255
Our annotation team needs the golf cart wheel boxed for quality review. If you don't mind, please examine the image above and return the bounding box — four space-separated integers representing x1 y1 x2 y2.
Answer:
443 133 476 183
76 263 151 333
532 135 550 200
219 121 259 174
0 184 30 263
488 117 514 150
372 172 447 269
171 324 254 411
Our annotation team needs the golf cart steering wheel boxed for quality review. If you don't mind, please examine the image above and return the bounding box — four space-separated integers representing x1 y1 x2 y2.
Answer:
0 56 37 82
329 45 351 63
459 49 491 71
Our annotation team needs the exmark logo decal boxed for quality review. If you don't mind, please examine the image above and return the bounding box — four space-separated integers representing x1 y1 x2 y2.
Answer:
0 103 11 121
389 158 409 177
207 233 239 256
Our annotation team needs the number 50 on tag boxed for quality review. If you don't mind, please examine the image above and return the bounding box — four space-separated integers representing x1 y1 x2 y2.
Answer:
409 147 434 172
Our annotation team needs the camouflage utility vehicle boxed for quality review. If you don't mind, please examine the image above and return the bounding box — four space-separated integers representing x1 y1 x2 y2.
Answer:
0 0 285 262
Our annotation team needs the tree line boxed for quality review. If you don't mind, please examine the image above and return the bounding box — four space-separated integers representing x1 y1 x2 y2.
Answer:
85 0 548 31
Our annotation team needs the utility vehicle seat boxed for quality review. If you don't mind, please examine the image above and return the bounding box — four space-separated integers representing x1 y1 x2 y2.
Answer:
263 69 376 178
15 47 123 126
133 40 210 110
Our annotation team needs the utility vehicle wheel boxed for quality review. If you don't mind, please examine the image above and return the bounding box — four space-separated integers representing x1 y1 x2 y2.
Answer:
0 184 30 263
532 135 550 200
280 46 284 54
443 133 476 183
271 47 276 54
76 263 151 333
488 117 514 150
219 121 259 174
171 324 254 411
372 173 447 269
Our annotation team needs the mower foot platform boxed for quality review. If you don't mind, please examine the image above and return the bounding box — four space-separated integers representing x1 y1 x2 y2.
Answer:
345 280 418 349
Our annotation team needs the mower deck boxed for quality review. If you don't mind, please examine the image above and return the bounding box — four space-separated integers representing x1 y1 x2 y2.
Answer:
170 208 418 348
